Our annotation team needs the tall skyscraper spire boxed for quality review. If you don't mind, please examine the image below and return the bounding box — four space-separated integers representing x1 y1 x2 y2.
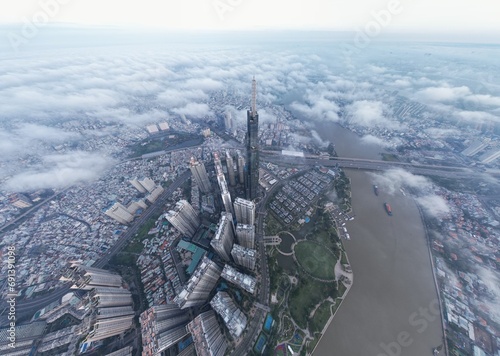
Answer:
245 77 260 200
251 76 257 117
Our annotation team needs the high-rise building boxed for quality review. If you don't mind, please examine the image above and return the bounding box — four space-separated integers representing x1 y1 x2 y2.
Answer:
129 178 147 193
146 185 164 204
214 152 234 215
479 148 500 164
190 157 212 193
174 256 222 309
224 112 233 133
61 264 123 290
237 151 245 185
126 199 148 214
235 224 255 249
105 202 135 224
187 310 227 356
461 140 489 157
233 197 255 225
211 213 235 262
225 150 236 186
245 77 260 200
140 304 190 356
165 200 201 237
139 177 157 193
220 265 256 294
210 291 247 338
231 244 257 270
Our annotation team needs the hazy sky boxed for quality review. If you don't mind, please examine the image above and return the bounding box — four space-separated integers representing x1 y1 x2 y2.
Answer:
1 0 500 34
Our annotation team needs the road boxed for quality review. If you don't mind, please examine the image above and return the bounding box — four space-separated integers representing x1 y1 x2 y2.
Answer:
0 170 191 324
260 151 489 179
231 179 287 356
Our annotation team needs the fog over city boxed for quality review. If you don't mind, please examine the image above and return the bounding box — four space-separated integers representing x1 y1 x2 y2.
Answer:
1 1 500 355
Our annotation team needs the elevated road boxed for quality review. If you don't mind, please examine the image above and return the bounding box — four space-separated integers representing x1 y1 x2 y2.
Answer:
260 151 486 179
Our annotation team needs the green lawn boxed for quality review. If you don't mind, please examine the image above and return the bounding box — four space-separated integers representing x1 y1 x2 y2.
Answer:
294 241 336 280
309 301 333 334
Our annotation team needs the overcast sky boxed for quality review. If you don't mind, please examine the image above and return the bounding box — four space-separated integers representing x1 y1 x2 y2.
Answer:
1 0 500 35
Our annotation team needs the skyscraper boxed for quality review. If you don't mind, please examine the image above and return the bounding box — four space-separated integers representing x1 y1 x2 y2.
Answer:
233 197 255 225
190 157 212 193
130 178 146 193
165 200 201 237
174 256 222 309
187 310 227 356
139 177 157 193
140 304 190 356
225 150 236 186
461 140 489 157
231 244 257 270
245 77 260 200
214 152 234 215
237 151 245 185
224 111 233 133
210 291 247 339
211 213 235 262
479 148 500 164
105 202 135 225
235 224 255 249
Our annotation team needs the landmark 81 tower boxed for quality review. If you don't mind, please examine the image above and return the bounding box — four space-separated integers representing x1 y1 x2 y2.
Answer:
245 77 260 200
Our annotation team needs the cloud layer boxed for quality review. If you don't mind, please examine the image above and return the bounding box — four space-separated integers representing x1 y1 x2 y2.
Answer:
370 168 450 218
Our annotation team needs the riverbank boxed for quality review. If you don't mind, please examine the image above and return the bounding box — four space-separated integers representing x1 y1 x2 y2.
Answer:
313 122 444 356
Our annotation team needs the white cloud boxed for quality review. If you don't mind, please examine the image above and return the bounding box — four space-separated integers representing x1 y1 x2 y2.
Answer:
424 127 461 139
465 94 500 106
3 152 115 191
360 135 401 149
416 86 471 102
370 168 450 218
415 195 450 218
474 267 500 325
172 102 211 118
290 90 340 122
370 168 431 195
182 78 224 91
346 100 398 129
455 110 499 124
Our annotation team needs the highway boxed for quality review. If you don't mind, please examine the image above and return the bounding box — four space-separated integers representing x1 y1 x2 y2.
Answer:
0 170 191 325
260 151 488 179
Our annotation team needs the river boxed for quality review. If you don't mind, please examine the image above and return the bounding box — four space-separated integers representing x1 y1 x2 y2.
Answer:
313 122 443 356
